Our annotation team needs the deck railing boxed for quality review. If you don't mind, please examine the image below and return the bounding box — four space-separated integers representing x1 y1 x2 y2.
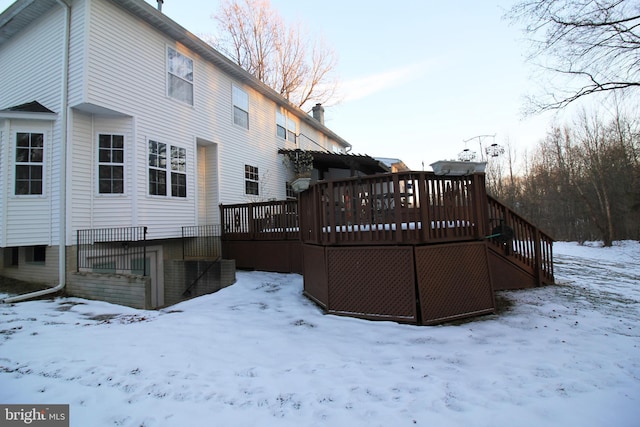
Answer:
487 195 554 284
182 225 222 259
217 172 553 285
77 226 148 275
220 199 299 241
298 172 489 245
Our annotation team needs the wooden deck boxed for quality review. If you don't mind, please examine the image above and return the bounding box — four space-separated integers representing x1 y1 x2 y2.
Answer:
220 171 554 325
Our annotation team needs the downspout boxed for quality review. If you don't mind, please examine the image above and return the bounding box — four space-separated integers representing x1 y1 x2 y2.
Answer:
2 0 70 304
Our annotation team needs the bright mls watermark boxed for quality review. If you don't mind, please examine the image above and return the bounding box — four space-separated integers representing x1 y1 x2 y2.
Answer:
0 405 69 427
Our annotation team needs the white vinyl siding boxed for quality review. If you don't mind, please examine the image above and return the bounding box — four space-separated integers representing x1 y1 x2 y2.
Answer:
0 0 350 251
70 112 135 234
70 0 348 238
66 0 88 107
3 122 53 246
0 9 64 115
0 4 64 246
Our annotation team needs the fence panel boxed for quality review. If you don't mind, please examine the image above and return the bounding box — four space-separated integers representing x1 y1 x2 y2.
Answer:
221 200 299 241
301 172 483 246
182 225 221 259
77 226 147 275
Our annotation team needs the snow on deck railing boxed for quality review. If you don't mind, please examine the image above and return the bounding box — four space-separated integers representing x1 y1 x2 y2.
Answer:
321 220 472 233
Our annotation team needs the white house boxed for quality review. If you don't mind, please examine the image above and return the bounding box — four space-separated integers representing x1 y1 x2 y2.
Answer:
0 0 366 307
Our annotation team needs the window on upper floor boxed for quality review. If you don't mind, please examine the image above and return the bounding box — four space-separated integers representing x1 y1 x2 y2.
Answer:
287 117 297 143
276 109 287 139
233 85 249 129
167 47 194 105
245 164 259 195
15 132 44 195
98 134 124 194
276 108 297 142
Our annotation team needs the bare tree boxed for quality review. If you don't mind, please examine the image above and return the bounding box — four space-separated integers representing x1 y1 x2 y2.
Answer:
508 0 640 112
211 0 339 110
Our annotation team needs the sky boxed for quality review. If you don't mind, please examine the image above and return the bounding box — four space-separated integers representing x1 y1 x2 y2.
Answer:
0 0 563 170
143 0 559 170
1 241 639 426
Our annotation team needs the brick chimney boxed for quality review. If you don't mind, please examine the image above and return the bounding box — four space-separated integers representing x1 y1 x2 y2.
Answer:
312 103 324 125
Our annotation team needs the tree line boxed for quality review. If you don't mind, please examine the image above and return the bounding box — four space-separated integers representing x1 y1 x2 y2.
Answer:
486 110 639 246
486 0 640 245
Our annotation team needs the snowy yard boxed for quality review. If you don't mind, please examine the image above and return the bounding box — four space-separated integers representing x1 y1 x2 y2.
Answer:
1 241 639 426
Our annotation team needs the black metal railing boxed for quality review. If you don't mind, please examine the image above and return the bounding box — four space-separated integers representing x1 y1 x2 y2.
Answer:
77 226 148 275
182 225 222 259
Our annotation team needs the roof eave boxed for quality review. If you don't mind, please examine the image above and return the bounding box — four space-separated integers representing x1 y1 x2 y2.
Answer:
0 111 57 121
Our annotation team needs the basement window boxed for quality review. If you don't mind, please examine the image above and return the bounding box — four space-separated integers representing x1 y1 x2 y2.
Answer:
25 246 46 264
3 247 19 267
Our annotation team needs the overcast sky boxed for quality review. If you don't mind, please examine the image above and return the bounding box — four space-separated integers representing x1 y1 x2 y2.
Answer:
1 0 567 170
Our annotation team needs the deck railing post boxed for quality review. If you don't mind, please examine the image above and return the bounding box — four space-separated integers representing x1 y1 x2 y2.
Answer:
328 181 336 245
143 226 148 276
418 172 430 242
534 228 542 287
220 204 225 236
76 229 80 273
392 173 403 243
472 173 489 240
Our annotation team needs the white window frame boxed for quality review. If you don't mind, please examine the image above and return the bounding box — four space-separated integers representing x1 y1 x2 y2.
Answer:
276 108 287 139
245 164 259 196
148 140 167 196
170 145 187 198
233 85 249 129
287 117 297 143
148 140 187 198
276 108 297 142
14 131 44 196
167 46 194 105
97 133 125 195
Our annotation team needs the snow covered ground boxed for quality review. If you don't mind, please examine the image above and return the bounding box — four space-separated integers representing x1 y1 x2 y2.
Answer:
0 241 638 427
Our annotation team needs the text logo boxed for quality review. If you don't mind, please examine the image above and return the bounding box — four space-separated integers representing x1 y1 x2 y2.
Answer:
0 405 69 427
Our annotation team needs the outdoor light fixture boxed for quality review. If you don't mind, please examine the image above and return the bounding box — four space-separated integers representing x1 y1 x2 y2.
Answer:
485 143 505 158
